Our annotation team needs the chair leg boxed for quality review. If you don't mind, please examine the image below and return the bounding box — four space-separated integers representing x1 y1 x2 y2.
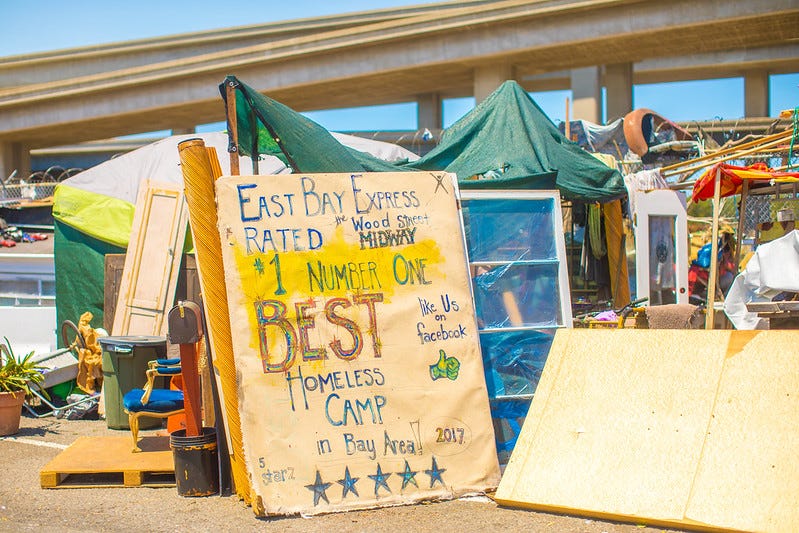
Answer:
129 413 141 453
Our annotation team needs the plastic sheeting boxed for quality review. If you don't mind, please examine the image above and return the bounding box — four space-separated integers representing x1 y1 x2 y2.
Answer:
560 118 627 156
724 230 799 329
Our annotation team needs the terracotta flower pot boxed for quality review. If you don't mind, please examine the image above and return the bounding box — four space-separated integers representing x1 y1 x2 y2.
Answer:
0 390 26 436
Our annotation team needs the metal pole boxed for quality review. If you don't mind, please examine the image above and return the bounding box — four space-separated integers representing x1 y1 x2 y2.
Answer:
225 80 240 176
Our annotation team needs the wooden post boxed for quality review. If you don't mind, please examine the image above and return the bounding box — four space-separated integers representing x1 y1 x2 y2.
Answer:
225 80 240 176
734 179 750 271
178 342 202 437
564 98 571 140
705 167 722 329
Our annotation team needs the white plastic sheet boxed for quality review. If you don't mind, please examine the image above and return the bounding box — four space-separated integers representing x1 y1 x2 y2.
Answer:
724 230 799 329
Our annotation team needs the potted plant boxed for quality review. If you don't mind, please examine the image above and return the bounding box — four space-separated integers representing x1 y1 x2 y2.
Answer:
0 339 46 436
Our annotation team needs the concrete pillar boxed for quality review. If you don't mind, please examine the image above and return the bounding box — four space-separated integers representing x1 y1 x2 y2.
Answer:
0 141 31 181
172 126 196 135
744 70 769 118
474 63 514 103
605 63 633 121
416 93 442 131
0 143 11 182
570 66 601 123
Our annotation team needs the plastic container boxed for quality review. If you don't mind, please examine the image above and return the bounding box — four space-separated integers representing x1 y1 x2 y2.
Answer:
99 335 167 430
170 427 219 497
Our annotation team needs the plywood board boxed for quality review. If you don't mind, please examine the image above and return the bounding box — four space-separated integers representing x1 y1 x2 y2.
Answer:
496 329 799 533
215 172 500 516
112 180 189 336
685 331 799 532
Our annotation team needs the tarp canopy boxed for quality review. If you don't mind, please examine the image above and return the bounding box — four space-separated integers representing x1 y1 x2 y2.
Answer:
221 76 626 202
692 162 799 202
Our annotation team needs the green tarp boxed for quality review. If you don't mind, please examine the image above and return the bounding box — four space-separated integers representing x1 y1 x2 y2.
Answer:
54 220 124 337
221 76 626 202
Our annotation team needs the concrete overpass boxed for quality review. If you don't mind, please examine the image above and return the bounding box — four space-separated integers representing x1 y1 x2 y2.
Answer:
1 0 797 178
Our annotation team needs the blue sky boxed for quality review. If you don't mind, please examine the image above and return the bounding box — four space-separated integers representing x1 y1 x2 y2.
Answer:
3 1 797 133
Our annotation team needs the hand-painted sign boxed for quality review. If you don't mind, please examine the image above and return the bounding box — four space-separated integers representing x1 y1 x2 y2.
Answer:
216 172 500 516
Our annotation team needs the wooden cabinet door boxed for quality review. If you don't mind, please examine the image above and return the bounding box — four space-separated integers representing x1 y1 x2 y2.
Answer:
112 180 189 336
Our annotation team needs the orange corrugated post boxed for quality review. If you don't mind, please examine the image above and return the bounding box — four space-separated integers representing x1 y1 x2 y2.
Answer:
178 138 251 503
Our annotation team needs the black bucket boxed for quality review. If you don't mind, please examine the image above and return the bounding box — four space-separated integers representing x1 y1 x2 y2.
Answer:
170 427 220 497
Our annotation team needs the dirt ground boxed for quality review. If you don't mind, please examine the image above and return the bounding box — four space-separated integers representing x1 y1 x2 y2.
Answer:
0 414 688 533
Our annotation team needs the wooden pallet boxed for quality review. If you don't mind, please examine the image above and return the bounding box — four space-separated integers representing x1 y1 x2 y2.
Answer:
40 435 175 488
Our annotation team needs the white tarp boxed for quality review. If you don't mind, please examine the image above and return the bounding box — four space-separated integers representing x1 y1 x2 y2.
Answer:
724 230 799 329
63 131 419 204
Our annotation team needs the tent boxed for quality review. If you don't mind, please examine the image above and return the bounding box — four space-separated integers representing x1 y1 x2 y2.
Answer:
222 76 626 202
52 131 419 334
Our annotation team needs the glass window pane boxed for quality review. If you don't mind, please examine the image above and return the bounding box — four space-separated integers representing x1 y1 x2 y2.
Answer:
473 263 562 328
41 280 56 297
463 198 557 261
0 279 39 297
649 215 677 305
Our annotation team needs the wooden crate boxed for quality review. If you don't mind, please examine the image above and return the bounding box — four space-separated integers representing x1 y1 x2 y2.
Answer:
104 253 201 333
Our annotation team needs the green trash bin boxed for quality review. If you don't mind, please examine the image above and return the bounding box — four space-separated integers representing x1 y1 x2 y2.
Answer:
100 335 168 430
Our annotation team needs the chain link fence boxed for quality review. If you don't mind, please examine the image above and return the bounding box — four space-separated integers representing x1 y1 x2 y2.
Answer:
742 192 799 240
0 166 82 205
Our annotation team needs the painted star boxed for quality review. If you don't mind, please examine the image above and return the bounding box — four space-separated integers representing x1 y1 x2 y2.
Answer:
396 460 418 490
425 456 447 488
253 257 265 275
305 470 332 506
368 463 392 496
337 466 360 499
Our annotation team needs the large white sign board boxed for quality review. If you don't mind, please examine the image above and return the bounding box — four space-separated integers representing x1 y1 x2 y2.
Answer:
216 172 500 516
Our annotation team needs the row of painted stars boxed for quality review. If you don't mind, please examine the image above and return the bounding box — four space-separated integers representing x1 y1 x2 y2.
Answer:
305 457 447 506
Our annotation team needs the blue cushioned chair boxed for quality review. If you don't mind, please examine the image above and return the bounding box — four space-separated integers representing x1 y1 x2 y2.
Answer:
123 357 184 452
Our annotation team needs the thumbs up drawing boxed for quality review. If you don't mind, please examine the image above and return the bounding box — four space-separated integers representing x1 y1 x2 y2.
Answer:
430 349 460 381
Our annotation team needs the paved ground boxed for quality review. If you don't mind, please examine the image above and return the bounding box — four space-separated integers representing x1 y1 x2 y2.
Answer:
0 414 687 533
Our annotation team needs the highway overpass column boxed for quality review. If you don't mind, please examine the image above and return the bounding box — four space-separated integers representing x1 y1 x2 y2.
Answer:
570 66 601 123
0 141 31 181
605 63 633 122
744 71 769 118
474 63 514 103
416 93 442 131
